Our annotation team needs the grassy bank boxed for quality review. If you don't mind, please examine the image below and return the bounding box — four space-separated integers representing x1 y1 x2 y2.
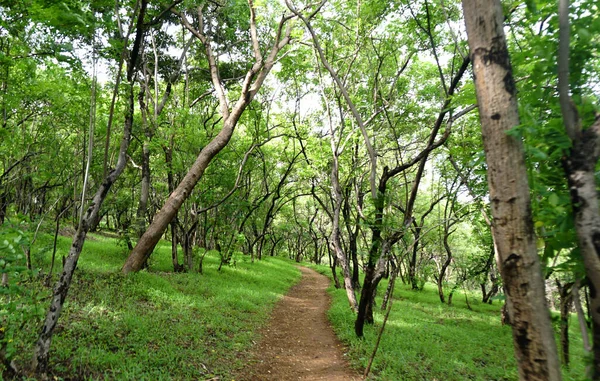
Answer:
4 232 301 380
307 264 588 381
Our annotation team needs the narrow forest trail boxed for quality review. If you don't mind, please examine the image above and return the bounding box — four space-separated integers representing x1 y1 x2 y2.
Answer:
239 267 361 381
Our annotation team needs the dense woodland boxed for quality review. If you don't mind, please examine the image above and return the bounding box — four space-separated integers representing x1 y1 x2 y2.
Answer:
1 0 599 379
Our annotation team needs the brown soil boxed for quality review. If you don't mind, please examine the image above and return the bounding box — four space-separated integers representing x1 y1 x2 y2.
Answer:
239 267 362 381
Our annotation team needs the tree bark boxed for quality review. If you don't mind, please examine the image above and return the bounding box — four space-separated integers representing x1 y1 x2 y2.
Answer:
557 281 574 367
381 259 397 310
462 1 561 379
438 233 452 303
330 166 358 310
327 242 341 289
343 183 361 290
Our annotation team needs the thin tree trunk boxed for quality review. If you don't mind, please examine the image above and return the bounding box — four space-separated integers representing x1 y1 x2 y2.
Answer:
409 226 421 290
328 244 341 289
461 1 561 379
563 148 600 375
343 184 361 290
573 281 591 347
356 200 388 336
32 87 134 374
437 233 452 303
557 281 574 367
381 259 397 310
136 140 150 236
557 1 600 376
328 140 358 309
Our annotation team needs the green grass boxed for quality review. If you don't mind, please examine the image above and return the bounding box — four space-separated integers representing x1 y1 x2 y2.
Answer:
6 232 301 380
306 264 589 381
4 230 590 380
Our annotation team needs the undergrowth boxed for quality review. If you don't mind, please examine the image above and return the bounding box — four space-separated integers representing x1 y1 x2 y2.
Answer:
306 264 588 381
3 232 301 380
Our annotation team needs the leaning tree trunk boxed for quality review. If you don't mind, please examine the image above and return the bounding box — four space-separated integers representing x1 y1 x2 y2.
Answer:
123 110 239 273
32 87 134 374
461 1 561 379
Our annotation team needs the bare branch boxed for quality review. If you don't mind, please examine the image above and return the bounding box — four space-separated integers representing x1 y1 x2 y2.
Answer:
173 7 231 119
247 0 263 65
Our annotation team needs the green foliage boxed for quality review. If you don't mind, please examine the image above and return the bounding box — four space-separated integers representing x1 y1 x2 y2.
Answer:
0 223 47 371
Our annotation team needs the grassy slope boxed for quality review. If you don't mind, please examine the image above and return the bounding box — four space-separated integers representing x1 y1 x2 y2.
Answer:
307 264 588 381
10 233 301 380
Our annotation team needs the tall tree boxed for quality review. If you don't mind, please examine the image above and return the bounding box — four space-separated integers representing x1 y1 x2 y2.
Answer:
461 0 561 379
557 0 600 376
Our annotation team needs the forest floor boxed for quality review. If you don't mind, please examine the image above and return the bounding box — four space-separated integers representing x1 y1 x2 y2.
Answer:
239 267 361 381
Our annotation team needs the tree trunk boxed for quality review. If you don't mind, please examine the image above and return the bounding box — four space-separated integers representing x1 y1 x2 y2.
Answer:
381 259 397 310
0 190 7 225
170 219 181 272
461 1 561 379
557 281 574 367
355 196 386 336
164 137 182 272
136 140 150 236
343 185 361 290
329 246 341 289
557 0 600 372
32 87 134 374
409 226 421 290
123 113 238 273
562 120 600 377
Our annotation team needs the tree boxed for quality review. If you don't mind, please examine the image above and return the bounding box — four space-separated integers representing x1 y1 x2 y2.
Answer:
122 1 297 273
461 0 561 379
557 0 600 376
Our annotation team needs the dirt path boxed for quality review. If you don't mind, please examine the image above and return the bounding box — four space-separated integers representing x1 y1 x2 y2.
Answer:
239 267 361 381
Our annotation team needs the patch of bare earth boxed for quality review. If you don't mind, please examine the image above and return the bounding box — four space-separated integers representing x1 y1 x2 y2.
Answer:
239 267 361 381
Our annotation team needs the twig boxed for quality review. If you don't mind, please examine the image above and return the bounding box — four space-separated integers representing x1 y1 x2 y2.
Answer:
364 276 395 378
